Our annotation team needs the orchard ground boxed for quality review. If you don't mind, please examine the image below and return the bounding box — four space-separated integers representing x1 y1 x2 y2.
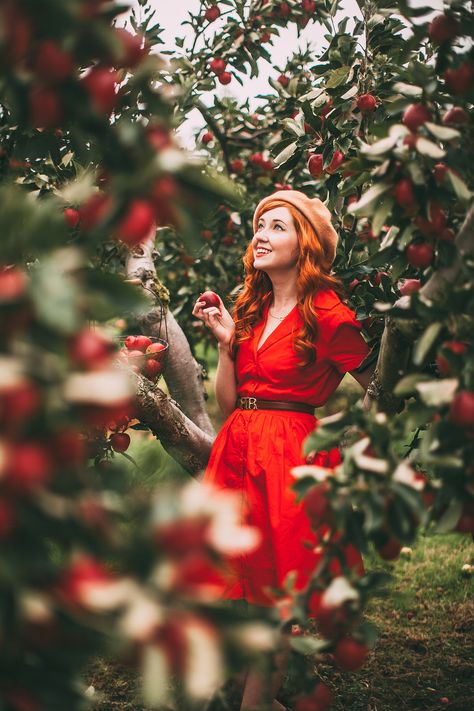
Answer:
84 349 474 710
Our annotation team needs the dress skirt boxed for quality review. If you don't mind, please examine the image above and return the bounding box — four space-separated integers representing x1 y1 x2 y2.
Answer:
203 408 361 606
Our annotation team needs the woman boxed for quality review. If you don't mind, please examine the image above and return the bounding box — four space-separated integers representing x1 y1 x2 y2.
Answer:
193 190 374 710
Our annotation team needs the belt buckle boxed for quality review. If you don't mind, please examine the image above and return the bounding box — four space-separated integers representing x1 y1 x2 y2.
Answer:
239 396 257 410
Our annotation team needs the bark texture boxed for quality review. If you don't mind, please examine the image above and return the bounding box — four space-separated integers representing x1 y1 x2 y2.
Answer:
134 373 213 478
124 235 216 476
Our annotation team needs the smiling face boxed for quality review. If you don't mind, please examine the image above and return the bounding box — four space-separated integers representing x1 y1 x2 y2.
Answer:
252 206 300 274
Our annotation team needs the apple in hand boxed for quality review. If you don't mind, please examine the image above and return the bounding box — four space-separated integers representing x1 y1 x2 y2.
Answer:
199 290 220 309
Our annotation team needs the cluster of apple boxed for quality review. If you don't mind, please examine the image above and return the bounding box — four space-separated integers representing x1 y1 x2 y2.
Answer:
119 334 168 383
0 0 148 130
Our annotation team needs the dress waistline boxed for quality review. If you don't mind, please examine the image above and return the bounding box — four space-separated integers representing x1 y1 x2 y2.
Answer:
236 396 315 414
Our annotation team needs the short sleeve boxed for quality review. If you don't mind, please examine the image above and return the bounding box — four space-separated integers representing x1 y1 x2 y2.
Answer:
327 307 370 374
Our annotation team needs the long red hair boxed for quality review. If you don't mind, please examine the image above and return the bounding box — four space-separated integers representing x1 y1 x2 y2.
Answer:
231 199 344 366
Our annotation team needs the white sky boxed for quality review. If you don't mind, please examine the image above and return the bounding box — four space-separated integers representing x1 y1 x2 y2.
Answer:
127 0 443 145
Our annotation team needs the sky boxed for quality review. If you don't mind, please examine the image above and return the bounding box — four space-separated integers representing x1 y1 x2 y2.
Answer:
126 0 444 145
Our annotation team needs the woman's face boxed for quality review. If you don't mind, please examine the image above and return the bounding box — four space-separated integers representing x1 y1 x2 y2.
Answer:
252 206 299 273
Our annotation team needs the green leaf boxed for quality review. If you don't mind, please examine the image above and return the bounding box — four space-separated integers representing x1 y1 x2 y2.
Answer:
435 499 462 534
325 66 351 89
290 635 329 655
413 322 442 366
348 182 392 216
424 122 460 141
273 141 298 168
360 135 399 158
415 137 445 159
415 379 459 407
372 198 394 236
448 170 472 202
393 373 431 397
392 82 423 97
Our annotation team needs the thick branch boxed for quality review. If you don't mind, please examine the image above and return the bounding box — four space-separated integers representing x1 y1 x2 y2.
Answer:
125 235 215 438
134 374 213 477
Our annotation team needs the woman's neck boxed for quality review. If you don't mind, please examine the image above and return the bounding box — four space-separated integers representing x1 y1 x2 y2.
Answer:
268 274 298 310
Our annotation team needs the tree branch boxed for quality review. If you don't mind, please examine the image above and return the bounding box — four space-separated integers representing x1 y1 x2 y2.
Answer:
367 201 474 411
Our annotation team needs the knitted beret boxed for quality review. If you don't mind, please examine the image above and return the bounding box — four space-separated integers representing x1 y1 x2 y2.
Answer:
253 190 339 267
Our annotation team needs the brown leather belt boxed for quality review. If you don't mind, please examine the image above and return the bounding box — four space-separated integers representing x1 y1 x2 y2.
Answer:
236 396 315 414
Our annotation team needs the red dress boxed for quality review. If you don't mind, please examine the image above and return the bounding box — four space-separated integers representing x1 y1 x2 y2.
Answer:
203 289 370 606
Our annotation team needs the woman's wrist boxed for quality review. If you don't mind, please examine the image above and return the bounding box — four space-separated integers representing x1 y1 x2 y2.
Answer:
217 341 232 355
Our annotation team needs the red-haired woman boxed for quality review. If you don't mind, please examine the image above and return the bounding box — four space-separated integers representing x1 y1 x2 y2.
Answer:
192 190 374 711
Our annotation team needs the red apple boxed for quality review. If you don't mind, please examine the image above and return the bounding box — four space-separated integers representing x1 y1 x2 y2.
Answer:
81 67 118 115
394 178 416 208
428 202 447 233
307 154 324 178
51 428 86 466
201 229 213 240
302 0 317 12
57 555 112 607
377 538 401 560
146 342 167 357
432 163 448 184
115 199 155 246
144 358 163 380
357 93 377 114
277 74 290 87
210 58 226 75
402 103 432 132
0 267 27 301
444 63 474 95
311 682 332 709
64 207 80 228
442 106 468 125
398 278 421 296
327 150 345 174
79 193 113 231
449 391 474 428
204 5 220 22
428 14 458 45
436 341 467 376
6 443 52 494
133 335 153 352
124 336 137 350
0 380 40 429
278 2 290 18
440 227 456 242
147 124 172 150
250 152 264 166
200 290 220 309
114 27 146 67
334 638 368 671
202 131 213 145
218 71 232 85
230 159 244 173
406 242 434 269
32 41 75 82
303 481 332 524
110 432 130 453
29 87 63 129
68 329 113 370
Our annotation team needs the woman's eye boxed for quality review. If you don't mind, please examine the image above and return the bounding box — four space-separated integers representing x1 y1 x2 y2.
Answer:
274 224 283 230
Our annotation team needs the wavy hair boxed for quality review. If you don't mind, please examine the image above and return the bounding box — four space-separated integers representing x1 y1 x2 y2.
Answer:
230 199 344 366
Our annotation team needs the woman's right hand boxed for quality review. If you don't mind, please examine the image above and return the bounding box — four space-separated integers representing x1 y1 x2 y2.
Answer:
192 294 235 347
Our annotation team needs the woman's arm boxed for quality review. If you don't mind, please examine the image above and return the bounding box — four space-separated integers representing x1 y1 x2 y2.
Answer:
192 294 237 419
215 343 237 418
